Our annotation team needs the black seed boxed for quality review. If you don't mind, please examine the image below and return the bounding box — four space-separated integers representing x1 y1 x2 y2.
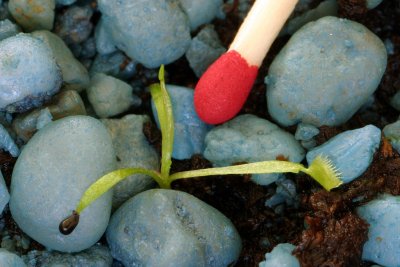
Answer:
59 210 80 235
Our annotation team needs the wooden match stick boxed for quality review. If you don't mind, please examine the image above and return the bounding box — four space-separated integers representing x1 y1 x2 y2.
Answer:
194 0 298 124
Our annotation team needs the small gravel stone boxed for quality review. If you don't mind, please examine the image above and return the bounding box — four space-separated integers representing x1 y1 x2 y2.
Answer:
367 0 383 9
152 85 212 160
0 19 20 41
54 5 93 45
87 73 140 118
307 125 381 184
35 108 53 130
90 51 136 80
102 115 159 209
389 91 400 111
294 123 319 141
97 0 191 68
204 114 305 185
357 194 400 267
12 90 87 143
259 243 299 267
0 249 26 266
0 123 19 156
22 244 113 267
266 16 387 127
185 25 226 77
0 34 62 113
0 171 9 214
106 189 241 267
10 116 116 252
32 30 90 91
383 120 400 153
179 0 223 30
8 0 55 31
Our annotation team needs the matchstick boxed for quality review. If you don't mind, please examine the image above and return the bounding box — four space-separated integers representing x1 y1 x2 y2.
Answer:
194 0 298 124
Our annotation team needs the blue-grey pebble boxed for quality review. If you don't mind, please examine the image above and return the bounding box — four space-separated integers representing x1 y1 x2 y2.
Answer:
0 34 62 113
90 51 136 80
267 16 387 127
0 171 9 214
185 25 226 77
383 120 400 153
22 244 113 267
106 189 242 267
8 0 55 31
102 115 159 209
389 91 400 111
87 73 139 118
10 116 116 252
0 123 19 157
0 19 20 41
204 114 305 185
56 0 76 5
179 0 223 30
357 194 400 267
0 249 26 267
294 123 319 141
259 243 300 267
152 85 212 160
97 0 191 68
367 0 383 9
307 125 381 184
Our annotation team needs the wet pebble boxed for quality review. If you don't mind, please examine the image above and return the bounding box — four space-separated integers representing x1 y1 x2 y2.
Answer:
32 30 90 91
152 85 212 160
96 0 191 68
56 0 76 6
90 51 136 80
0 123 19 156
22 244 113 267
204 114 305 185
185 25 226 77
102 115 159 209
357 194 400 267
0 19 20 41
0 34 62 113
0 172 9 214
9 0 55 31
266 16 387 127
10 116 116 252
259 243 299 267
106 189 241 267
306 125 381 184
0 249 26 267
87 73 140 118
383 120 400 153
367 0 383 9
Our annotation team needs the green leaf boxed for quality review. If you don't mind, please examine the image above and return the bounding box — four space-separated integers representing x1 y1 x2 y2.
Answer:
75 168 162 214
149 65 174 184
170 155 343 191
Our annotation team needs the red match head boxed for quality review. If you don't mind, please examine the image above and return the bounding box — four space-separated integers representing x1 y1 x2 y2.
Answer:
194 50 258 124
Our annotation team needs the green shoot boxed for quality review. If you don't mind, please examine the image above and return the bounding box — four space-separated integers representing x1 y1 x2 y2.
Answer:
59 66 343 235
149 65 174 181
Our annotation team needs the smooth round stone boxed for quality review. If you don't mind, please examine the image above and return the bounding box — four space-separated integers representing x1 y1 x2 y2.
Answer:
367 0 383 9
87 73 138 118
357 194 400 267
56 0 76 5
259 243 299 267
9 0 55 31
179 0 223 30
306 125 381 184
204 114 305 185
102 115 159 209
0 249 26 267
0 19 20 41
10 116 116 252
152 85 212 160
266 16 387 127
0 171 9 214
32 30 90 91
106 189 242 267
0 34 62 113
97 0 191 68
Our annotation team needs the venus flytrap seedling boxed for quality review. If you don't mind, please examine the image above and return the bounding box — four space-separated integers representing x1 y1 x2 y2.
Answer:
59 65 343 235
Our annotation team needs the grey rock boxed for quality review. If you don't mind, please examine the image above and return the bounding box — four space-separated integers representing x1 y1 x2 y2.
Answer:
0 19 20 41
107 189 242 267
0 249 26 266
10 116 115 252
8 0 55 31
